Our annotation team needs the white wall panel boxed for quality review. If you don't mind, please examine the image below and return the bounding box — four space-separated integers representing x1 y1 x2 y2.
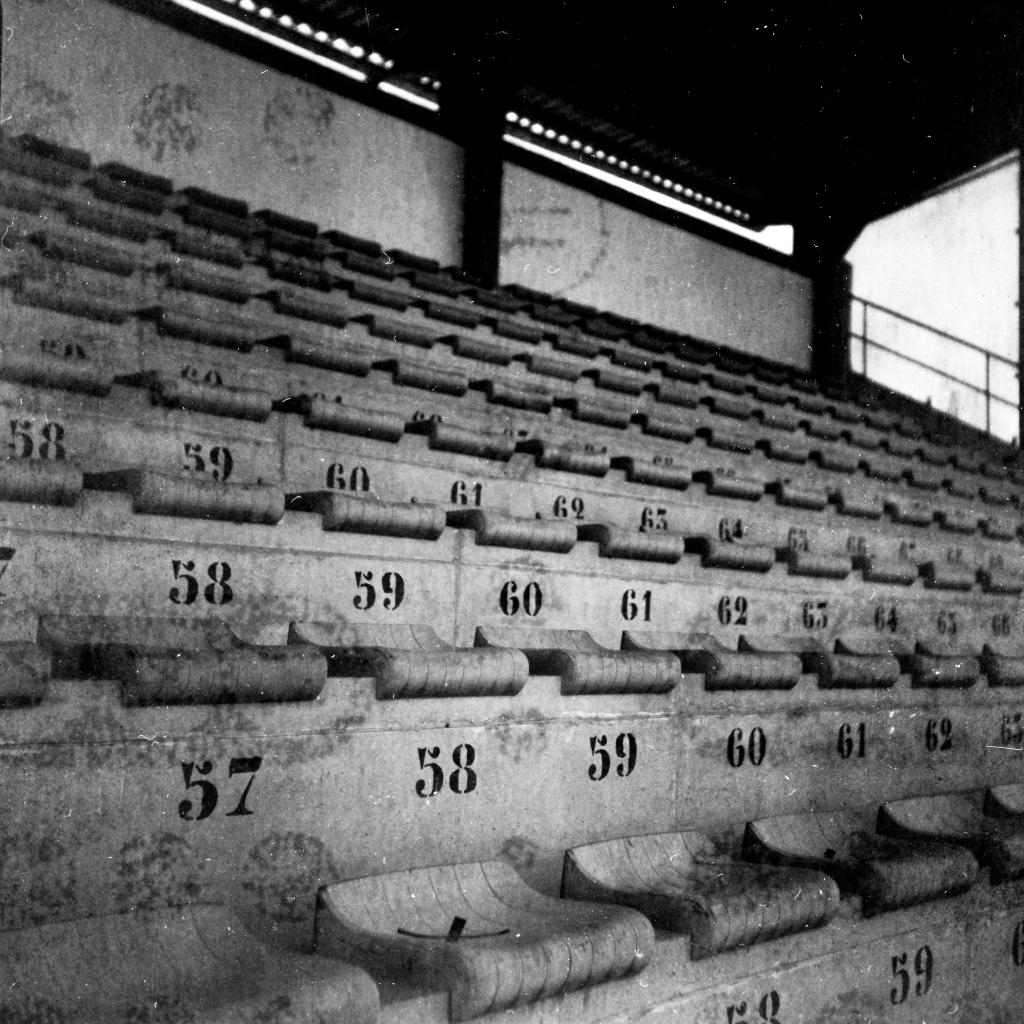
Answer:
0 0 464 263
501 164 813 369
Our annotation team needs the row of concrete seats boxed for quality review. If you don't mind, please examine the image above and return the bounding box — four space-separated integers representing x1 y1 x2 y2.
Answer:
0 131 820 386
0 144 825 414
2 465 1023 642
0 154 1014 513
4 311 1015 536
3 128 1023 1024
0 906 381 1024
0 366 1017 547
311 785 1024 1020
0 343 1015 538
754 786 1024 889
0 262 937 454
0 128 987 478
1 342 1022 592
2 231 1015 512
4 786 1017 1022
5 611 1024 708
7 238 1013 497
0 129 1011 479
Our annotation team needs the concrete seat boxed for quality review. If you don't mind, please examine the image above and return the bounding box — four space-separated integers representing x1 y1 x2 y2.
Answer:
0 635 51 708
39 615 325 706
476 626 679 695
133 370 273 422
563 830 838 958
289 491 446 539
0 457 83 506
981 640 1024 685
291 620 528 698
448 508 578 552
879 792 1024 883
745 808 978 914
145 298 281 352
985 783 1024 817
0 904 379 1024
685 535 775 572
769 636 901 688
0 348 113 397
87 468 285 524
272 284 353 327
624 632 800 690
314 859 652 1022
160 256 254 304
834 636 980 688
16 275 136 325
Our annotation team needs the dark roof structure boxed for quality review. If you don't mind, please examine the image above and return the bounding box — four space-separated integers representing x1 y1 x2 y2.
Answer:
128 1 1024 254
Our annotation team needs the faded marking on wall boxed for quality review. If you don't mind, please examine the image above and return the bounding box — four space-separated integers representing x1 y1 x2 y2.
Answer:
0 831 76 928
116 831 204 911
241 831 340 924
131 83 202 162
5 75 76 145
501 199 612 296
262 84 335 170
0 995 69 1024
501 835 541 870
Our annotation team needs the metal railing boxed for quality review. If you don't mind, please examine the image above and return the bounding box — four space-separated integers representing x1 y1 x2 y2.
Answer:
850 295 1019 437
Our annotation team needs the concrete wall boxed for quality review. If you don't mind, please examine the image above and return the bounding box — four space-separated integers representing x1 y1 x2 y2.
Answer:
1 0 815 366
501 164 814 369
0 0 465 263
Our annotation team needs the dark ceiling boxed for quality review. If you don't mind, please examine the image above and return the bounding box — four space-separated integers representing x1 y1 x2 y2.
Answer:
171 2 1024 252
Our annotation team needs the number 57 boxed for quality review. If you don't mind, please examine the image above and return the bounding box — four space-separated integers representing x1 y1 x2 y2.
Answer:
178 757 262 821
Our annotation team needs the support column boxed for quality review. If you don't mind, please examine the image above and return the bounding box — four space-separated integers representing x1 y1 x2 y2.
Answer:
795 220 856 386
810 256 853 384
1017 149 1023 445
440 46 510 287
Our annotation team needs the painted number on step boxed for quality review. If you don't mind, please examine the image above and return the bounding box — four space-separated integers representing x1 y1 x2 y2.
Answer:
352 571 404 611
1012 921 1024 967
725 990 781 1024
588 734 637 781
415 744 476 797
499 580 543 617
787 526 809 552
992 612 1012 636
718 517 744 542
0 546 15 596
41 337 90 361
181 365 223 386
717 595 749 626
182 442 233 481
621 589 652 622
726 727 766 768
801 600 828 629
999 713 1024 747
890 945 933 1005
9 419 66 460
553 494 584 519
639 506 667 531
326 463 370 491
170 560 233 605
179 757 262 820
450 480 483 505
874 604 899 632
836 722 867 759
924 717 953 753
